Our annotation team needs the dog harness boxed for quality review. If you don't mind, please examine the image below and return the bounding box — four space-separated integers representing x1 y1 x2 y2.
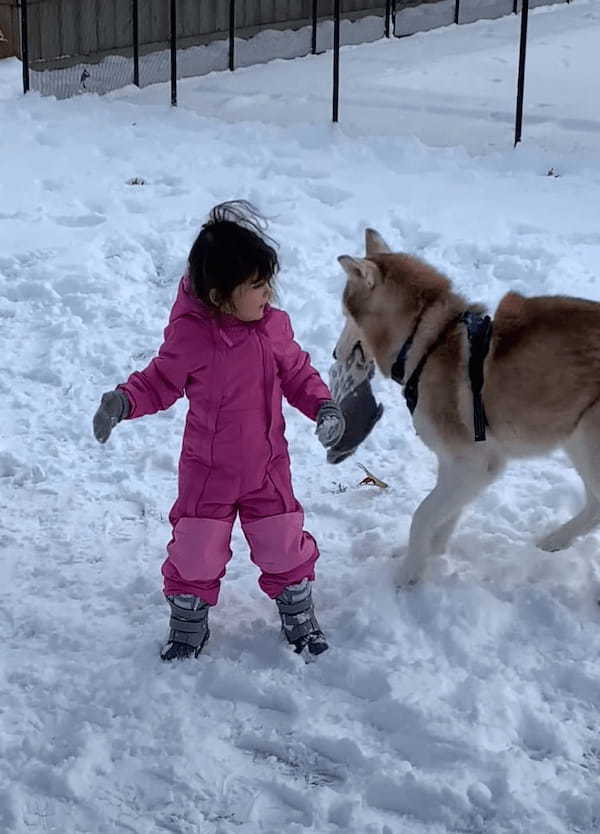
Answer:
391 310 493 442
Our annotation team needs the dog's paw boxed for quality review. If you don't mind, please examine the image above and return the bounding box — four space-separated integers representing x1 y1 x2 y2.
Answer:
395 562 422 588
536 531 572 552
397 577 420 591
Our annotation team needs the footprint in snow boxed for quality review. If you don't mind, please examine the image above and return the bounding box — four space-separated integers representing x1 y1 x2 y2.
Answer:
52 213 106 228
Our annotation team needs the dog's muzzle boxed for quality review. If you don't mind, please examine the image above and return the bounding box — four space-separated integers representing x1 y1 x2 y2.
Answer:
327 342 384 464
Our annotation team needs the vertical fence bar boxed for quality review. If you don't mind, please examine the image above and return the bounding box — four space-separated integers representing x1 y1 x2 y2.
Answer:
392 0 397 35
385 0 391 38
513 0 518 14
229 0 236 71
514 0 529 146
454 0 460 25
132 0 140 87
311 0 318 55
20 0 29 94
170 0 177 106
332 0 340 122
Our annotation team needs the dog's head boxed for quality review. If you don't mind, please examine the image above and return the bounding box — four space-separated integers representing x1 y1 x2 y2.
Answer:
336 228 453 376
333 229 390 366
338 228 390 326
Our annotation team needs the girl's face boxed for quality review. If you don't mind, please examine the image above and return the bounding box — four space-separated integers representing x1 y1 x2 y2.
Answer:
230 277 272 322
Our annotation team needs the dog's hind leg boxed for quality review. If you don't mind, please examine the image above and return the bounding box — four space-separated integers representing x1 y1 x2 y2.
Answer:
397 452 502 586
536 488 600 552
537 405 600 552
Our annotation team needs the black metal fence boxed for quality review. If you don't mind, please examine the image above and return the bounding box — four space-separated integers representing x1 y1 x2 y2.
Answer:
7 0 572 142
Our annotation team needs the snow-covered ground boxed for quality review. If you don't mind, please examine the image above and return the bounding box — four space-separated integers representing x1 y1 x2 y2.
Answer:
2 2 600 832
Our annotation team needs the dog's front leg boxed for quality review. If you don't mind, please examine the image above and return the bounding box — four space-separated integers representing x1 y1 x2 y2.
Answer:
397 454 501 586
430 513 462 556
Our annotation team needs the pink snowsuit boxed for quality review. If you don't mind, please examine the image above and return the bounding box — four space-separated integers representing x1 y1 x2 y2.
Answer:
118 276 331 605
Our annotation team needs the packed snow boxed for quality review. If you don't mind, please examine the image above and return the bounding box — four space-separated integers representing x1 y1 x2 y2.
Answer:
1 1 600 832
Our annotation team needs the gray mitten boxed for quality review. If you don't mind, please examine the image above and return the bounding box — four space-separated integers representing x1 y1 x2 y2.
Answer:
316 401 346 448
93 389 130 444
326 342 384 464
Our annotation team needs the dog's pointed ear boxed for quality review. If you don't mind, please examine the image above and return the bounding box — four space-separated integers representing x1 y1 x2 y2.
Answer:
365 228 391 256
338 255 381 289
338 255 361 274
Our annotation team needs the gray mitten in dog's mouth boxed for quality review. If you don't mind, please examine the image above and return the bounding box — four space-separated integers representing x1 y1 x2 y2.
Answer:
327 343 384 464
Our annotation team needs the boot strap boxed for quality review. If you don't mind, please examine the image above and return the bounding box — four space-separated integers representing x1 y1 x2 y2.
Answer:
166 595 209 646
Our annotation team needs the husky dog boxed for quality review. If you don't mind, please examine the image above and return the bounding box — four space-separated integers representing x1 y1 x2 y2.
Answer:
336 228 600 585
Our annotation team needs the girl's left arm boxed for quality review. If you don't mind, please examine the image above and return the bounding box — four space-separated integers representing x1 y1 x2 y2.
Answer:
276 312 331 420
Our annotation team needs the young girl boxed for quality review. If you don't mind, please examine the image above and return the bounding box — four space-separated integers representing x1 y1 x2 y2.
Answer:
93 202 345 661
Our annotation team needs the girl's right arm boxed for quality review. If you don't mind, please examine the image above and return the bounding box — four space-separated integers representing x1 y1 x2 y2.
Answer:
93 314 206 443
117 315 205 419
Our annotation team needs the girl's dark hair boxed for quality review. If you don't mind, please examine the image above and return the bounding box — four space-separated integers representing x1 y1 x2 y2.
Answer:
188 200 279 308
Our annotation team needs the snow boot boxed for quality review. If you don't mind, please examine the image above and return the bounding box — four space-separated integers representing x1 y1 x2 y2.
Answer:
275 580 329 658
160 594 210 661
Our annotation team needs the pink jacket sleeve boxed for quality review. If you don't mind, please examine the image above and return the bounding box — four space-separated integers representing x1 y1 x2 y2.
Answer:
276 312 332 421
118 316 206 419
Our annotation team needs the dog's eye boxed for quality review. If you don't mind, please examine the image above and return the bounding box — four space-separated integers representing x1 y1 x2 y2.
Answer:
332 348 338 360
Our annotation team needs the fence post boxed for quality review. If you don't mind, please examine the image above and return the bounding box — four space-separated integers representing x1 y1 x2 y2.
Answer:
332 0 340 122
20 0 29 93
170 0 177 106
229 0 236 71
514 0 529 146
392 0 397 35
385 0 391 38
311 0 318 54
513 0 518 14
454 0 460 25
132 0 139 87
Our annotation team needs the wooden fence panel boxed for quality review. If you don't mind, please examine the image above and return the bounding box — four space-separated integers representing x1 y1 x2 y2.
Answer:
27 0 44 61
22 0 547 71
143 0 169 47
25 0 391 65
115 0 133 49
78 0 99 56
59 0 78 59
0 1 19 59
37 0 60 60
